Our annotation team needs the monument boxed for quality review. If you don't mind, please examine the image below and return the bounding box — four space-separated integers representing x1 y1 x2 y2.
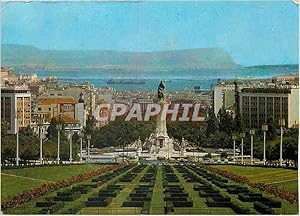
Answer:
156 81 169 148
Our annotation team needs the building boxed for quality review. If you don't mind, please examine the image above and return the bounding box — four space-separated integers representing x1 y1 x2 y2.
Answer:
36 96 77 121
272 74 299 86
239 87 299 129
212 83 236 115
223 90 235 112
1 86 31 134
75 93 87 127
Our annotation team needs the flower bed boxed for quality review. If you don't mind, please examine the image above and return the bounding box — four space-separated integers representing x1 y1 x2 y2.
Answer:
1 163 125 209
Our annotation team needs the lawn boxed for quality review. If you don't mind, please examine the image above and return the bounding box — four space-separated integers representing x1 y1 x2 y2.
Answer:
213 165 298 193
1 164 106 199
3 164 299 215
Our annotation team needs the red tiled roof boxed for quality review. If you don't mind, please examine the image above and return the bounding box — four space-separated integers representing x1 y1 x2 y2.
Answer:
38 97 76 105
51 114 79 123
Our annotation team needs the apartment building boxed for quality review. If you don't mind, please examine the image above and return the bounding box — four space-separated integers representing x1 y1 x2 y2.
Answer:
1 86 31 134
239 87 299 129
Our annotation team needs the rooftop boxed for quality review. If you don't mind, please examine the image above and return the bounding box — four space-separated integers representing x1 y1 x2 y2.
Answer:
38 97 77 105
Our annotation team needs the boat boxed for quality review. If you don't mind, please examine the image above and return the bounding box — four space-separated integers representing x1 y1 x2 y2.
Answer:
107 79 145 84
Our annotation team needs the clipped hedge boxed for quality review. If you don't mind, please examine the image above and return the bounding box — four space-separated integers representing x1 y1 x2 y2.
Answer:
37 201 64 214
1 163 125 209
199 165 298 204
54 192 81 201
230 201 251 214
85 200 111 207
71 185 92 194
254 201 275 214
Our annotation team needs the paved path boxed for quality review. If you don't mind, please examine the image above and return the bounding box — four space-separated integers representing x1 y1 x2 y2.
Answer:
268 178 298 184
1 173 54 183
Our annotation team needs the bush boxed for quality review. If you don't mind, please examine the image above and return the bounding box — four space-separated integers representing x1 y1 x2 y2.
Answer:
122 201 145 207
1 164 124 209
212 180 227 188
171 200 193 207
261 197 282 208
230 201 250 214
254 201 275 214
60 203 85 214
85 200 110 207
54 192 81 201
71 185 92 194
88 197 112 202
37 201 64 214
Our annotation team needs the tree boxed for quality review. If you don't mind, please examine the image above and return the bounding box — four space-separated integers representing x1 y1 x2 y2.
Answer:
1 136 16 162
283 136 298 166
220 151 227 159
46 118 58 140
266 117 277 140
18 126 39 161
234 113 245 133
1 120 9 137
218 108 234 136
83 115 96 136
206 108 219 137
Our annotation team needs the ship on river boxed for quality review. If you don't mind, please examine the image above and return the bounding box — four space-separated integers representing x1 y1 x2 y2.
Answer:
107 79 145 84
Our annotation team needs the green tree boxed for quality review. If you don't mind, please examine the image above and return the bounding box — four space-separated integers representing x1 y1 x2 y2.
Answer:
218 108 234 136
1 120 9 137
266 117 277 140
206 108 219 137
234 113 245 133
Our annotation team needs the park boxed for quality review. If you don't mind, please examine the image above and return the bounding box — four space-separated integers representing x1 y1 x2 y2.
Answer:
1 162 298 215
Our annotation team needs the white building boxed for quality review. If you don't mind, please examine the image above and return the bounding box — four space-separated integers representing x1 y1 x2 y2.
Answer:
1 86 31 134
212 83 235 115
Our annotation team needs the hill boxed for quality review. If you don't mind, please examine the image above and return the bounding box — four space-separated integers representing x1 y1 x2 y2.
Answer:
1 44 241 71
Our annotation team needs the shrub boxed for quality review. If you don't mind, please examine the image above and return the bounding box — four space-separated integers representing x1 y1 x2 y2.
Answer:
85 200 110 207
1 164 125 209
198 164 298 204
54 192 81 201
230 201 250 214
71 185 92 194
261 197 282 208
122 201 145 207
254 201 275 214
37 201 64 214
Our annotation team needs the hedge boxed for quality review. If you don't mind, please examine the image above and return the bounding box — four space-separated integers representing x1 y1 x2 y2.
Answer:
1 163 125 209
37 201 64 214
54 192 81 201
254 201 275 214
230 201 251 214
199 165 298 204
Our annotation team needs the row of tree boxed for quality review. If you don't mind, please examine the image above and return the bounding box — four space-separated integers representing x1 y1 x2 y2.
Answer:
167 107 298 165
1 108 298 165
1 120 80 164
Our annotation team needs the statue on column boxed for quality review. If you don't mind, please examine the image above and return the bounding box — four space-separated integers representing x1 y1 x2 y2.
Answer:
158 81 165 101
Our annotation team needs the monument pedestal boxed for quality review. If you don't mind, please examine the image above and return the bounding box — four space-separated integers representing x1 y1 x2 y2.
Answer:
155 100 169 148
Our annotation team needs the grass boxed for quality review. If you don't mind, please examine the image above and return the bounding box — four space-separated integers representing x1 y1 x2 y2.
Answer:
213 165 298 193
1 164 106 199
79 165 148 214
150 166 164 214
3 164 299 215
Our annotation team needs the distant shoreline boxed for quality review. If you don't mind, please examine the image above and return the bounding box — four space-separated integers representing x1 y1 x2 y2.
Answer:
7 64 299 72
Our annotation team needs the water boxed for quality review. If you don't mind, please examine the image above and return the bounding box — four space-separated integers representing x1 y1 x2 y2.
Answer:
15 66 298 91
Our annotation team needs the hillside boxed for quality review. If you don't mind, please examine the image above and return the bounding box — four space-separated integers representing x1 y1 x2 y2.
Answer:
1 44 241 71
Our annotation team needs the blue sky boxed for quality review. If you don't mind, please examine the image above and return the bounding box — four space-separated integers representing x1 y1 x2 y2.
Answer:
1 1 299 66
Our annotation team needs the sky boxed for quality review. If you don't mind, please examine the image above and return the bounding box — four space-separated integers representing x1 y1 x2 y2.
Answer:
1 1 299 66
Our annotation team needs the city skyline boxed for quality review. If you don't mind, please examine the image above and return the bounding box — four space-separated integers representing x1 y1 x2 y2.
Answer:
2 1 299 66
